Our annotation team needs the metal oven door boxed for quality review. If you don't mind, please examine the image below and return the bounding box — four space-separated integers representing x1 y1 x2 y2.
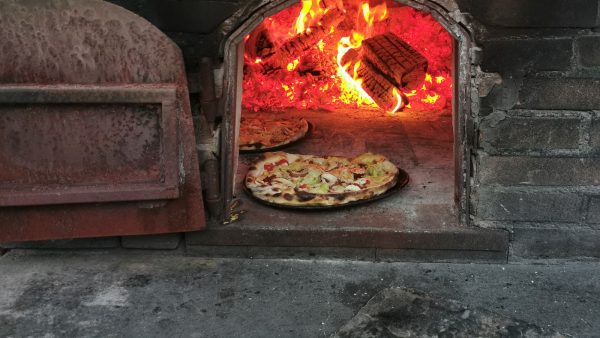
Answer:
0 85 206 242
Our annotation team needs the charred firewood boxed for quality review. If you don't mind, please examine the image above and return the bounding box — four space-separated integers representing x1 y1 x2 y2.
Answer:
320 0 344 9
347 60 405 112
343 32 428 91
245 23 275 60
261 8 345 71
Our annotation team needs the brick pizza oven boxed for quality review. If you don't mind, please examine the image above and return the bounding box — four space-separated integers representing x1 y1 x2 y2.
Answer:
1 0 599 260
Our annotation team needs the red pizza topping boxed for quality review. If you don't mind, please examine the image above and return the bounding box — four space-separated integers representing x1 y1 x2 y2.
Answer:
264 163 275 172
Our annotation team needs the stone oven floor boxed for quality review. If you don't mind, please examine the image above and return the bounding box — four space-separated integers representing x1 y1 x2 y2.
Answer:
187 109 508 260
237 109 456 229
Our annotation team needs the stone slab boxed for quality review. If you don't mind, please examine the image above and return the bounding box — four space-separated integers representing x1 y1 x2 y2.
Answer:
511 227 600 258
479 156 600 186
577 36 600 68
476 188 585 223
185 245 508 263
186 244 377 261
376 248 507 263
186 224 508 254
480 115 581 154
518 78 600 110
0 237 121 250
588 118 600 154
586 196 600 224
482 39 572 73
333 288 562 338
121 234 182 250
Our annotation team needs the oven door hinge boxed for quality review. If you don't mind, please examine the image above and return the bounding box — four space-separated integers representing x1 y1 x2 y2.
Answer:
196 124 221 158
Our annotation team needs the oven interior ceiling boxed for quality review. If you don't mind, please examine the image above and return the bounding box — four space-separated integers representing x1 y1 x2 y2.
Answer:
235 0 456 229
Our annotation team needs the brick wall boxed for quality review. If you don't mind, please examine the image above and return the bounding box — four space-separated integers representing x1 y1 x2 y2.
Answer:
464 0 600 257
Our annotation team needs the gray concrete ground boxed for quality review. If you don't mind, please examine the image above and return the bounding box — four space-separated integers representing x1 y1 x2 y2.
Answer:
1 250 599 337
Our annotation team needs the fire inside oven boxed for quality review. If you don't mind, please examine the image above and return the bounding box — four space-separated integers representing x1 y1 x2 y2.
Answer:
230 0 456 227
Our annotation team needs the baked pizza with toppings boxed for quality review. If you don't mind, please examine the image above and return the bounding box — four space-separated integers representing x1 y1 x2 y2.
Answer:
239 116 309 151
244 152 399 207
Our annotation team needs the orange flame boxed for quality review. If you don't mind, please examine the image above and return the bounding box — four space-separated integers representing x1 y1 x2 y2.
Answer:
389 88 403 115
287 59 300 71
335 1 390 109
295 0 328 34
336 35 375 106
243 0 453 114
362 3 388 26
295 0 312 34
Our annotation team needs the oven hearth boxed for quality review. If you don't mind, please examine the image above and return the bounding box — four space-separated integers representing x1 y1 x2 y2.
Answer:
236 109 454 227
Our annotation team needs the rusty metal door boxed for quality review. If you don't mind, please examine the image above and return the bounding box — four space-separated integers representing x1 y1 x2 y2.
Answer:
0 0 206 242
0 85 206 242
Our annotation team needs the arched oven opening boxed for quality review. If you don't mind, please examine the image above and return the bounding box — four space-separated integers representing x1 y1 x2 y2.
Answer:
219 0 475 233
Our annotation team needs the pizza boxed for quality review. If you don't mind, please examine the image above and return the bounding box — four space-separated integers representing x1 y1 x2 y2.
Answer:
239 116 309 151
245 152 399 207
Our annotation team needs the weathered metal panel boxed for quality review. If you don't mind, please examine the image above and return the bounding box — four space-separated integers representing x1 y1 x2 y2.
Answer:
0 0 185 85
0 85 179 206
0 180 205 242
0 0 206 242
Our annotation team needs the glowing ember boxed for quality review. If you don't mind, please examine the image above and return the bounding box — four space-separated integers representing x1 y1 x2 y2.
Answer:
286 59 300 71
242 0 453 113
422 93 441 104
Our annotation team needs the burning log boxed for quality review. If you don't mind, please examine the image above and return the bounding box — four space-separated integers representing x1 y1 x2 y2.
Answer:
343 32 428 91
262 8 345 70
339 32 428 112
351 60 404 113
362 33 428 90
246 24 275 61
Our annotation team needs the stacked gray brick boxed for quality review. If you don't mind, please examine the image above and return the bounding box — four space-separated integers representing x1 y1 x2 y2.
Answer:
466 0 600 257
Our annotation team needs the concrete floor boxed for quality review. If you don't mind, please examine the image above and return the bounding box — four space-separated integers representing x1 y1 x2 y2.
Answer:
1 250 599 337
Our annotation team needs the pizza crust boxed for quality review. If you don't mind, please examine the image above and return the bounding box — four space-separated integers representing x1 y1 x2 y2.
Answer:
245 152 399 207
